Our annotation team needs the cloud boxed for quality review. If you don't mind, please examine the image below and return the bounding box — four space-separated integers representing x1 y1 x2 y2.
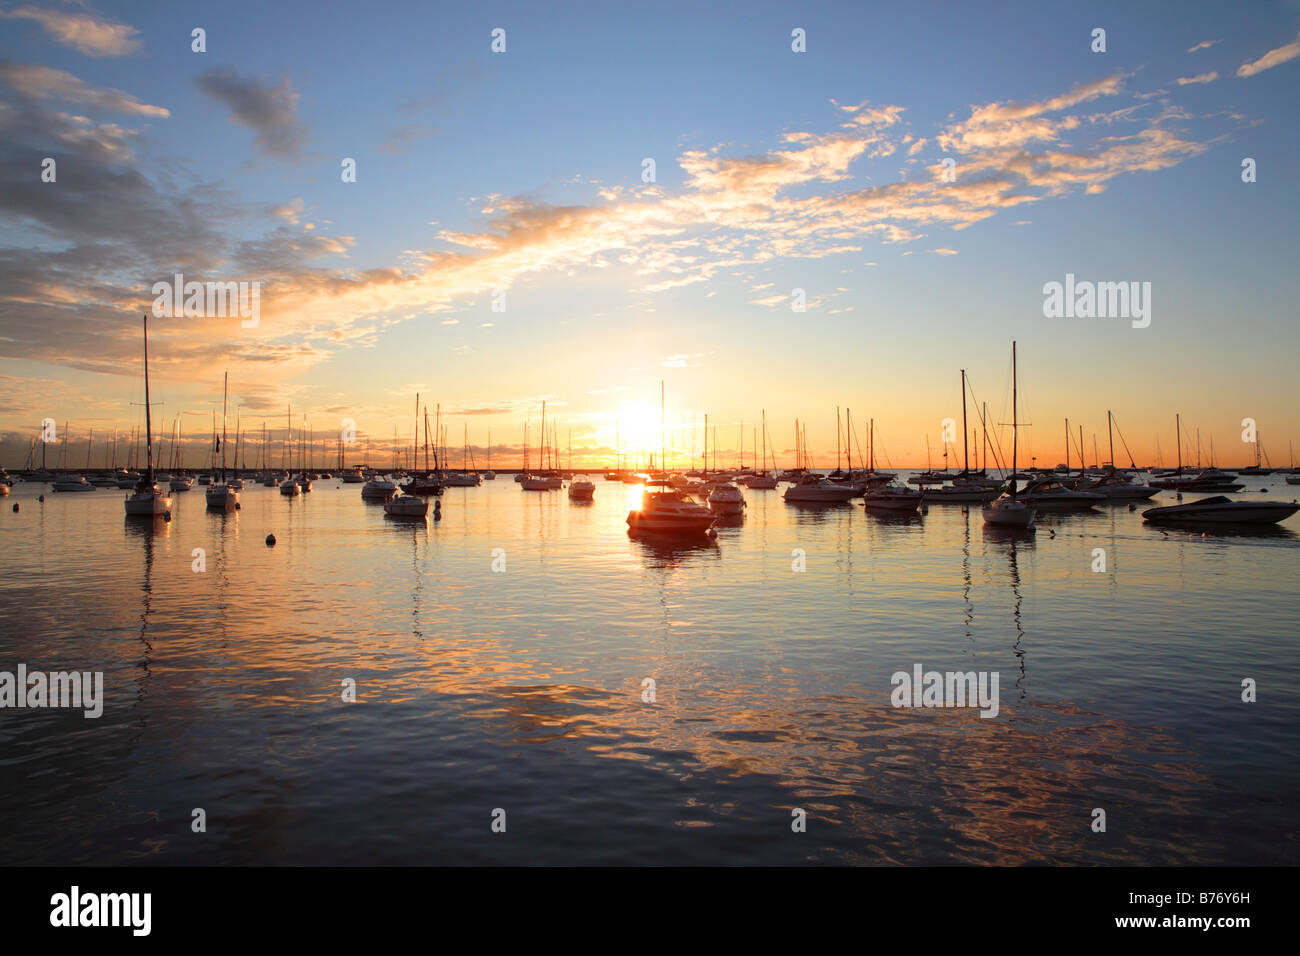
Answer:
0 5 140 57
1176 72 1219 86
1236 35 1300 77
0 66 1227 398
1187 39 1221 54
930 248 958 255
0 61 167 117
195 68 307 157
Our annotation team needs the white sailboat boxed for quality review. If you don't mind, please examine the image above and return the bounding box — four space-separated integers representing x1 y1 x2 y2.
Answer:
124 315 173 518
982 342 1035 529
205 371 239 510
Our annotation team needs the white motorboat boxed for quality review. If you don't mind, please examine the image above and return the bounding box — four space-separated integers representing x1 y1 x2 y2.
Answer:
923 481 999 503
1084 473 1158 500
782 474 858 503
568 477 595 500
707 482 746 515
627 481 717 535
361 477 397 500
197 474 213 485
52 474 95 492
863 483 923 513
295 474 313 492
1142 496 1300 525
169 474 194 492
340 467 366 483
442 473 481 486
384 494 429 518
279 477 301 496
1020 476 1105 510
743 472 778 489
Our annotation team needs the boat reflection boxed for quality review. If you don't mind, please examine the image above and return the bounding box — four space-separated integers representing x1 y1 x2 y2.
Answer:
626 528 720 566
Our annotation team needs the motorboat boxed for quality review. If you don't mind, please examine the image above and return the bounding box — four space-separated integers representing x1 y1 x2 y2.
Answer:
279 477 301 496
568 476 595 500
626 481 717 535
90 475 120 488
384 494 429 518
1148 470 1244 492
520 474 552 491
862 483 923 513
1084 473 1158 500
169 474 194 492
923 481 999 503
52 474 95 492
295 474 313 492
197 474 213 485
362 477 398 500
1020 475 1105 510
340 468 366 483
402 473 445 496
782 474 858 503
707 482 746 515
743 472 778 489
442 472 481 486
1142 496 1300 525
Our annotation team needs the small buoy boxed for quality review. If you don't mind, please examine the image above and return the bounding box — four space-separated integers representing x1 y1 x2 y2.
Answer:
1128 503 1136 512
11 503 17 512
37 494 44 502
1260 488 1267 493
265 533 276 546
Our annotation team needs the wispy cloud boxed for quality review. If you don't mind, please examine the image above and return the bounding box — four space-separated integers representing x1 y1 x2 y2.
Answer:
195 68 307 158
0 5 140 57
1187 39 1221 54
1237 34 1300 78
1177 72 1219 86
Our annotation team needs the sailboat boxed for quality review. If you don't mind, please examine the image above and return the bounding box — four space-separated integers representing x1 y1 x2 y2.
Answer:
926 368 999 503
982 342 1036 529
124 315 174 518
169 416 194 491
442 424 482 486
279 405 301 496
205 372 240 510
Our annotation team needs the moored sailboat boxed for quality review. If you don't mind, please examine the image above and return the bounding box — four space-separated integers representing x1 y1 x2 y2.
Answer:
124 315 173 519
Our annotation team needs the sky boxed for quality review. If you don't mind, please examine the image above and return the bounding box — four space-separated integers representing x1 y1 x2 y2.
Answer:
1 0 1298 471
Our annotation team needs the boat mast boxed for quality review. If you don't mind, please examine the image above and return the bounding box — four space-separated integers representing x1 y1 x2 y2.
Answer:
142 316 155 484
982 402 988 474
1011 341 1018 496
835 407 841 473
220 371 228 482
960 369 969 477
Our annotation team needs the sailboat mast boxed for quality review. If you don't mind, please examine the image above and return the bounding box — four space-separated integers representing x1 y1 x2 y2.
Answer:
1011 341 1018 490
142 316 155 482
220 371 228 480
1108 410 1115 470
960 369 969 475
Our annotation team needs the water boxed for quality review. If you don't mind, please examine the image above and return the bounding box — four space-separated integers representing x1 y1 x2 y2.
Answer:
2 475 1297 865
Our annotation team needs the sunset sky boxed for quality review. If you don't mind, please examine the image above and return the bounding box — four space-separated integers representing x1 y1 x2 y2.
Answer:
2 0 1298 470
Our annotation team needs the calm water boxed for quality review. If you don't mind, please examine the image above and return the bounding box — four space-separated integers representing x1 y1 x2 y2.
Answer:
2 475 1297 865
